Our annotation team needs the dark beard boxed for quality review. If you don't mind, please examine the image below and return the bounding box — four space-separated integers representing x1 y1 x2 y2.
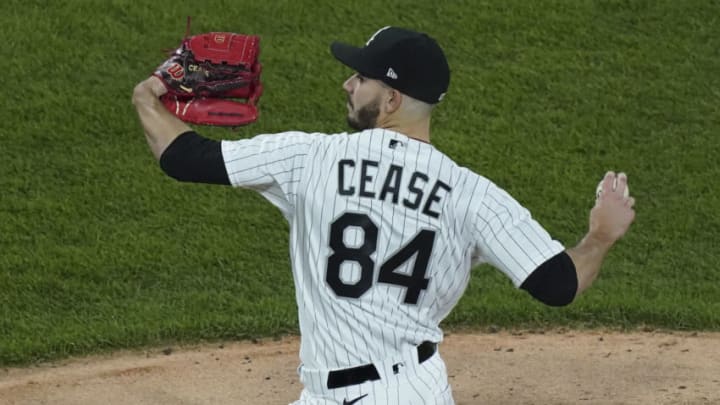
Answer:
347 98 380 131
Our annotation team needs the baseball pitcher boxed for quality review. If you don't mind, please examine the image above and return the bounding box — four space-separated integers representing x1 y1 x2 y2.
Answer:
132 26 635 405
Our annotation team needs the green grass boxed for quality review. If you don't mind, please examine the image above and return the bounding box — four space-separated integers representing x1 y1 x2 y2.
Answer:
1 0 719 365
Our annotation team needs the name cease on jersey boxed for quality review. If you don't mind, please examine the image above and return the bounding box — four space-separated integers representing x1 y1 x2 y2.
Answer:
337 158 452 219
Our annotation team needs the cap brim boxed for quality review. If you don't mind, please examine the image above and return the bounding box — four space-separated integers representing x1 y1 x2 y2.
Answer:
330 42 370 76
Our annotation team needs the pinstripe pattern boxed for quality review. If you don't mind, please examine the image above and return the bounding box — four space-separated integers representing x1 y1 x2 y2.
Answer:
222 129 564 404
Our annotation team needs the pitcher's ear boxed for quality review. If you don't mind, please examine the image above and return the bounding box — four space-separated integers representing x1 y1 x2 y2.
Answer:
386 89 403 113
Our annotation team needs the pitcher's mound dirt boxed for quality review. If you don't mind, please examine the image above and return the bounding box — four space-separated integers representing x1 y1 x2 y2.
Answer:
1 330 719 404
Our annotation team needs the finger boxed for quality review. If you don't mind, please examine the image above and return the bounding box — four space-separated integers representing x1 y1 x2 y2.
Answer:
601 171 616 194
615 172 628 195
149 76 169 97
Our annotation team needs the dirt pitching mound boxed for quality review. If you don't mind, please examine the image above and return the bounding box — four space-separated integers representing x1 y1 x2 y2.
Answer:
1 330 718 404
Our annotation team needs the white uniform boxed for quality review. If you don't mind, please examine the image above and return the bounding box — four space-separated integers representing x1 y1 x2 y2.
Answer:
222 128 565 404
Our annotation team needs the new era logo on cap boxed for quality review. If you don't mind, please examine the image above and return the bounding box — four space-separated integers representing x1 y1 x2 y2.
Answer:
386 68 398 79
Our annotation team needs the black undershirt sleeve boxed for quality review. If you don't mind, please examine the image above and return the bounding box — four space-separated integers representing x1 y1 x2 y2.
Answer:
159 131 231 185
520 251 578 307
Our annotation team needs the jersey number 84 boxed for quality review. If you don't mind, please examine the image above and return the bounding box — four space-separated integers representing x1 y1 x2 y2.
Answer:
325 212 435 305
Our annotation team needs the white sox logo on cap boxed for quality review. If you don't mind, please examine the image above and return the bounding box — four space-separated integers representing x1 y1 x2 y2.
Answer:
366 26 391 45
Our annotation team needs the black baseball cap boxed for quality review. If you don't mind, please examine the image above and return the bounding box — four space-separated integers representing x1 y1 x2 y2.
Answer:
330 26 450 104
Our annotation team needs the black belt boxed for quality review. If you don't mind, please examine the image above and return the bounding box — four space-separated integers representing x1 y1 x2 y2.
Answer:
326 341 437 389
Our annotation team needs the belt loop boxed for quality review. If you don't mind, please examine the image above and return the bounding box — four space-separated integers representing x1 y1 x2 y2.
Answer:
417 341 437 363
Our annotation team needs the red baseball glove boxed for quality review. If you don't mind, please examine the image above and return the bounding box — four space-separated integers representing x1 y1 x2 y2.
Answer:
154 18 263 127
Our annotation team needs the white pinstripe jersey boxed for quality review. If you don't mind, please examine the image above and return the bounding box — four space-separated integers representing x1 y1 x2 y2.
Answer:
222 128 564 370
